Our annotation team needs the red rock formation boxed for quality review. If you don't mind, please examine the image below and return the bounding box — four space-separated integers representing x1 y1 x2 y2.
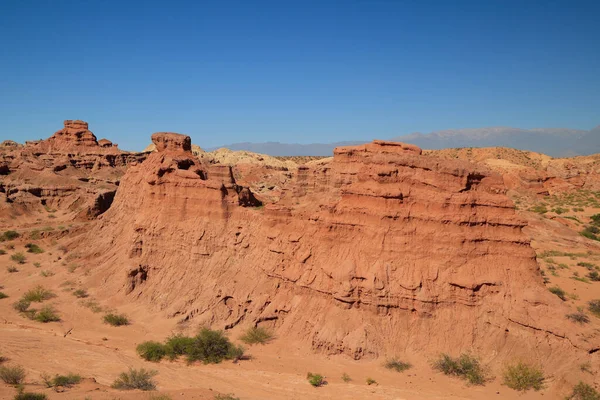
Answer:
80 136 597 371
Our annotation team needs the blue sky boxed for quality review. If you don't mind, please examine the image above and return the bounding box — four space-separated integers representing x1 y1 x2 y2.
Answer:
0 0 598 151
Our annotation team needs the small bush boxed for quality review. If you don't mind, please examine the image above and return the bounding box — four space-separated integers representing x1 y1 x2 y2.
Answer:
186 328 244 364
384 358 412 372
29 230 40 240
7 266 18 273
72 289 88 298
137 341 166 362
40 270 54 277
0 292 8 299
111 368 157 391
42 372 81 388
164 335 195 360
0 365 26 385
33 262 41 268
34 306 60 323
341 372 351 382
214 395 239 400
567 312 590 324
589 271 600 282
149 395 173 400
25 244 43 254
502 362 545 391
567 381 600 400
0 249 6 255
366 377 377 385
103 313 129 326
22 286 55 302
81 299 102 313
549 286 567 301
240 326 273 345
2 231 20 241
14 393 47 400
10 253 26 264
433 354 486 385
307 372 325 387
13 299 31 312
589 300 600 317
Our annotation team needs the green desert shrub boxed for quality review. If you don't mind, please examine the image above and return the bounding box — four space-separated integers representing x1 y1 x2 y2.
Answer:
186 328 244 364
0 292 8 299
25 244 43 254
567 381 600 400
0 365 26 385
42 372 81 388
2 231 19 241
7 266 18 273
549 286 567 301
72 289 88 298
13 299 31 312
214 395 239 400
239 326 273 345
137 341 166 362
366 377 377 385
384 358 412 372
0 249 6 255
567 312 590 324
34 306 60 323
22 286 55 302
111 368 157 391
589 300 600 317
103 313 129 326
163 334 195 360
10 253 26 264
341 372 351 382
433 353 486 385
588 271 600 281
307 372 325 387
39 270 54 277
14 393 47 400
502 362 545 391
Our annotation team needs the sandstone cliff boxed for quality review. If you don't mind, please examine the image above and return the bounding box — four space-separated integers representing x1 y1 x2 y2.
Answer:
79 133 598 376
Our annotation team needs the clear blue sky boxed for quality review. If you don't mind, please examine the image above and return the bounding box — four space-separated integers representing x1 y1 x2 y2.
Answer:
1 0 598 151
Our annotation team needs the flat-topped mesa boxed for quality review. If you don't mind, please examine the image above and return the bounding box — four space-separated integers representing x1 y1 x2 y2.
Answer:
151 132 192 153
47 120 99 147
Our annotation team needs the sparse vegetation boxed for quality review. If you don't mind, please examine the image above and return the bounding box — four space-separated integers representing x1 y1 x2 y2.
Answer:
103 313 129 326
239 326 273 345
307 372 325 387
0 365 26 385
502 362 545 392
10 253 26 264
1 230 20 241
433 353 486 385
580 362 593 374
589 300 600 317
567 312 590 324
7 266 18 273
39 270 54 277
366 377 377 385
42 372 82 388
185 328 244 364
214 395 240 400
33 262 41 268
549 286 567 301
111 368 157 391
0 249 6 255
81 299 102 313
214 395 239 400
25 243 43 254
13 299 31 312
29 230 40 240
567 381 600 400
137 341 167 362
34 305 60 323
341 372 351 382
22 286 55 302
384 358 412 372
72 289 88 298
14 392 47 400
0 292 8 299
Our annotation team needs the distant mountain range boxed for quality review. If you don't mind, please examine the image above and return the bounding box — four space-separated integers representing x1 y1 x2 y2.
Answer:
206 126 600 157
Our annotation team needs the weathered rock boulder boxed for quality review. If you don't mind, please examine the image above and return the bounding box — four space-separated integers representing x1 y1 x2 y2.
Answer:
151 132 192 153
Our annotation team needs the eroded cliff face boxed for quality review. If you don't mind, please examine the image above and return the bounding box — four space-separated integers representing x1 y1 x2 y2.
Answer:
0 120 146 222
83 134 598 369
